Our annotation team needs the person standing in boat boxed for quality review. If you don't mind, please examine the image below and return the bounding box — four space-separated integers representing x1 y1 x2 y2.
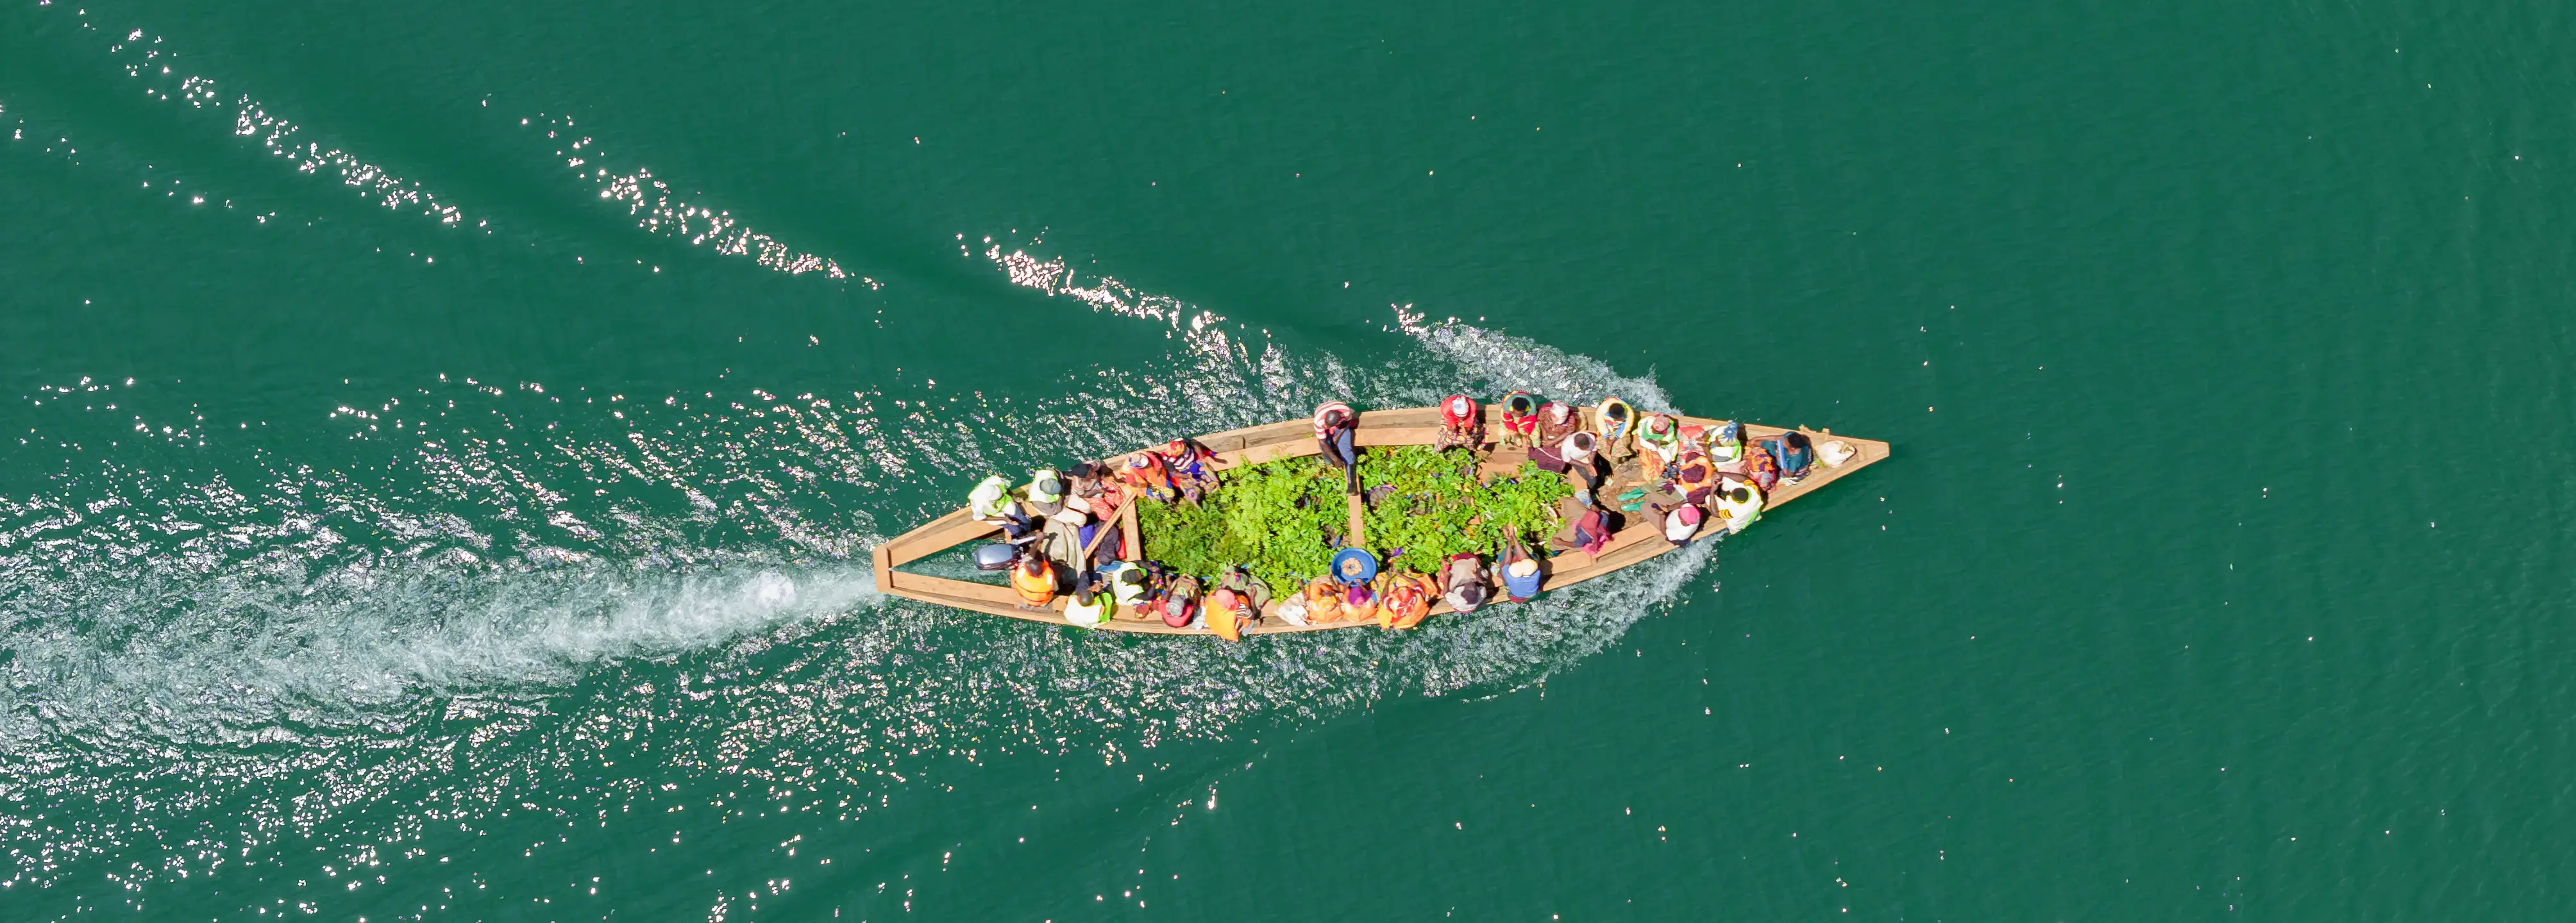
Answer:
1312 401 1361 495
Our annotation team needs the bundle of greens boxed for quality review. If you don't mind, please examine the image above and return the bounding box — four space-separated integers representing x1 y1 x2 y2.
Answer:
1136 447 1573 589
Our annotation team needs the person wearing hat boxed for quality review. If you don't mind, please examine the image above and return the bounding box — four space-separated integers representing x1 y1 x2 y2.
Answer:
1434 395 1485 453
1022 469 1084 524
1662 504 1704 545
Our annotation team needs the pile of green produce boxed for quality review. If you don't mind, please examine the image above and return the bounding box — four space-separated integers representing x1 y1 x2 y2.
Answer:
1136 446 1574 590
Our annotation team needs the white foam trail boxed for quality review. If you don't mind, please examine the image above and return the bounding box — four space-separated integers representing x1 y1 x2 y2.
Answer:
0 244 1729 896
0 556 880 749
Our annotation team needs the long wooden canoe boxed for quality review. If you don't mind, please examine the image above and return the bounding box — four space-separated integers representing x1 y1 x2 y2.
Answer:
872 406 1889 635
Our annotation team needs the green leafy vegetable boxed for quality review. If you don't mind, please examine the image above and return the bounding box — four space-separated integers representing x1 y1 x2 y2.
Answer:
1137 447 1572 588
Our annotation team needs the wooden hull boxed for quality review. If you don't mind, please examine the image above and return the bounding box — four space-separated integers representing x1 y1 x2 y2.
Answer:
872 406 1889 635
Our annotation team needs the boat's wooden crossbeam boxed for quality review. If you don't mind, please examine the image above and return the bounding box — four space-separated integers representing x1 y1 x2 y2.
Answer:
873 406 1889 635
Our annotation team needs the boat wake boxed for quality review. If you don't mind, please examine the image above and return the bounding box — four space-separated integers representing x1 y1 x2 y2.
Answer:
0 293 1724 892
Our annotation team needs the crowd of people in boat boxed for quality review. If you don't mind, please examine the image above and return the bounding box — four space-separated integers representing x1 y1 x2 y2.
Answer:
961 392 1855 638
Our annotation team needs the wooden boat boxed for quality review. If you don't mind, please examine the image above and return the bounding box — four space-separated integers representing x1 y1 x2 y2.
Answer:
872 405 1889 635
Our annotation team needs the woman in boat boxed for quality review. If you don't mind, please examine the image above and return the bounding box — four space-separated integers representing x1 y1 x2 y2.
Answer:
1499 537 1544 603
1546 494 1614 556
1302 576 1347 624
1593 397 1636 463
1312 401 1360 494
1497 391 1541 451
1705 420 1746 466
1434 395 1484 453
1010 549 1058 610
1204 585 1249 640
1660 504 1704 545
1219 567 1271 614
1156 438 1221 504
1710 476 1764 534
1376 570 1436 629
1120 451 1181 504
1535 401 1581 449
1158 574 1202 629
1635 414 1681 476
1063 582 1109 628
1438 553 1488 614
1106 563 1152 619
1671 452 1718 505
1741 443 1781 492
1342 581 1379 626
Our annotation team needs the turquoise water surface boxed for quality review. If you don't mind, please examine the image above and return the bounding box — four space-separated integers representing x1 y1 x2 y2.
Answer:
4 1 2571 919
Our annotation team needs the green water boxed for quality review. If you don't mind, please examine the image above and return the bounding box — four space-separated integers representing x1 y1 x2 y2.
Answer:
3 1 2566 919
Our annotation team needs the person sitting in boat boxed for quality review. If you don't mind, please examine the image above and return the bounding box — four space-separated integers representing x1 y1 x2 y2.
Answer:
1710 475 1764 534
1661 504 1704 545
1545 495 1614 556
1301 576 1347 624
1740 442 1781 492
1438 553 1489 614
1376 570 1436 629
1312 401 1361 494
1157 438 1222 504
1497 391 1541 451
1592 397 1637 464
1063 581 1109 628
1434 395 1485 453
1220 567 1270 613
1158 574 1202 629
970 474 1046 547
1105 561 1152 617
1010 549 1058 610
1671 453 1718 505
1535 401 1581 449
1206 574 1265 641
1705 420 1746 466
1635 414 1681 476
1341 580 1379 626
1755 431 1815 486
1120 451 1181 504
1499 538 1544 603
